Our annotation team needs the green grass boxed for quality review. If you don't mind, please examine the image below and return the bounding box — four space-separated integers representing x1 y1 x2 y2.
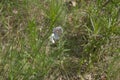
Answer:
0 0 120 80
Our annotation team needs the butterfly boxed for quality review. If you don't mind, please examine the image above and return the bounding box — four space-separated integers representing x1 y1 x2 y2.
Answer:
50 26 63 44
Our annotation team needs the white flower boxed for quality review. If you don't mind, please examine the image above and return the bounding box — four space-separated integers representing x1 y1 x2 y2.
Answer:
50 33 55 44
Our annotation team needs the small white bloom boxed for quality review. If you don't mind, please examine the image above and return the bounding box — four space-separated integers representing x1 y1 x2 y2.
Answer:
50 33 55 44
